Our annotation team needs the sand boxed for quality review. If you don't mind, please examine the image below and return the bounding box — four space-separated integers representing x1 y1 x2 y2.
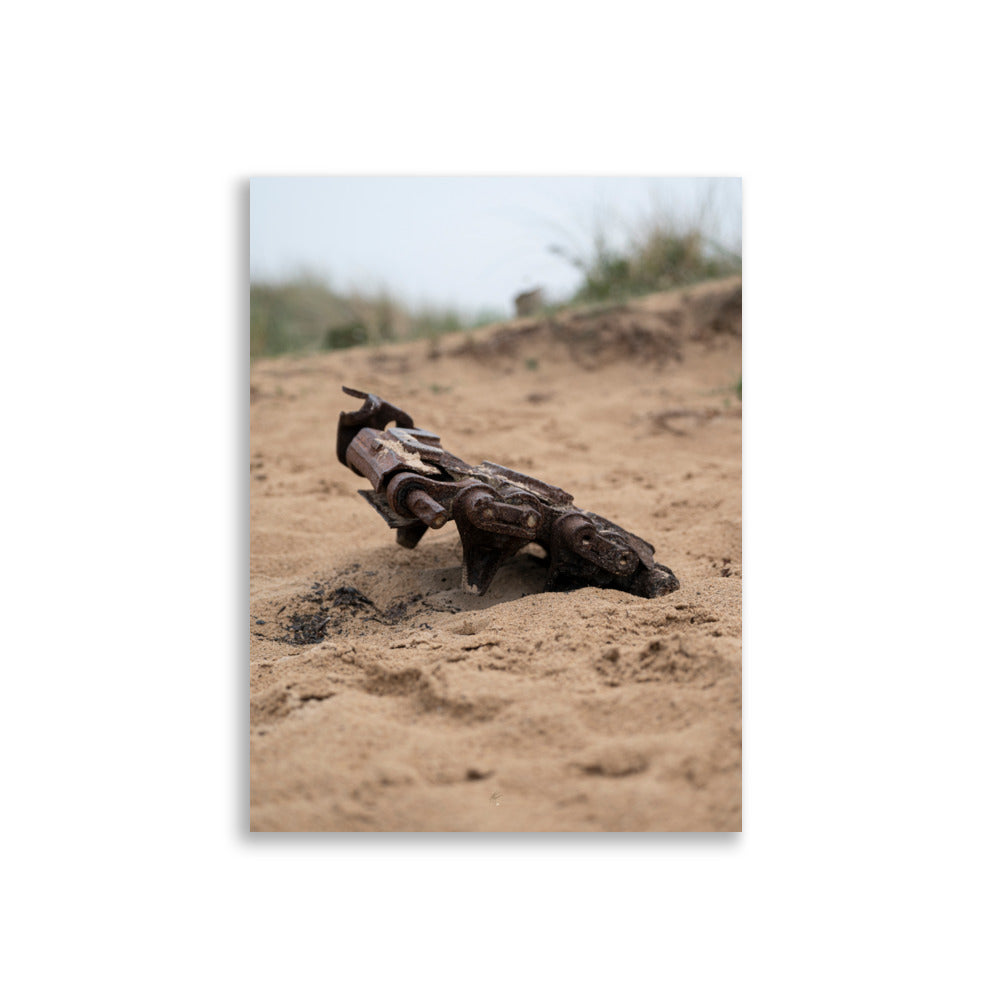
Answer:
250 277 742 831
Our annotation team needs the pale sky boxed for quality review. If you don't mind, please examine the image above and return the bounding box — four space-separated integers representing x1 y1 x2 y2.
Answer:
249 177 741 317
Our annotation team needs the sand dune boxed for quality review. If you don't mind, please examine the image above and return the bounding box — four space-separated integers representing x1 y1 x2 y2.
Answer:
250 277 742 831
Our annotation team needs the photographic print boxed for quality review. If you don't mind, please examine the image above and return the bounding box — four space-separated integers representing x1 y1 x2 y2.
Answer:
249 177 742 831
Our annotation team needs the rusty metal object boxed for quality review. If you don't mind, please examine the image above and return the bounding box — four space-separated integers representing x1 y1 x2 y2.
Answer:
336 387 680 598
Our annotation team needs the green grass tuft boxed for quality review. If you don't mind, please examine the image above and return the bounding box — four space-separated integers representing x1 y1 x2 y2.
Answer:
549 207 741 305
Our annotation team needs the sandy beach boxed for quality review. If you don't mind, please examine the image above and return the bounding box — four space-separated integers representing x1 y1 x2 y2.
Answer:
250 277 742 831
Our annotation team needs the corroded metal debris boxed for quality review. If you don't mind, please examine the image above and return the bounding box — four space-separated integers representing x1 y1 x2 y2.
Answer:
336 387 680 599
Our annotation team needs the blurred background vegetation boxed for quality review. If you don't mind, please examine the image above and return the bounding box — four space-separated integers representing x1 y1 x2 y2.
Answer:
250 209 741 361
249 274 500 359
549 215 741 304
